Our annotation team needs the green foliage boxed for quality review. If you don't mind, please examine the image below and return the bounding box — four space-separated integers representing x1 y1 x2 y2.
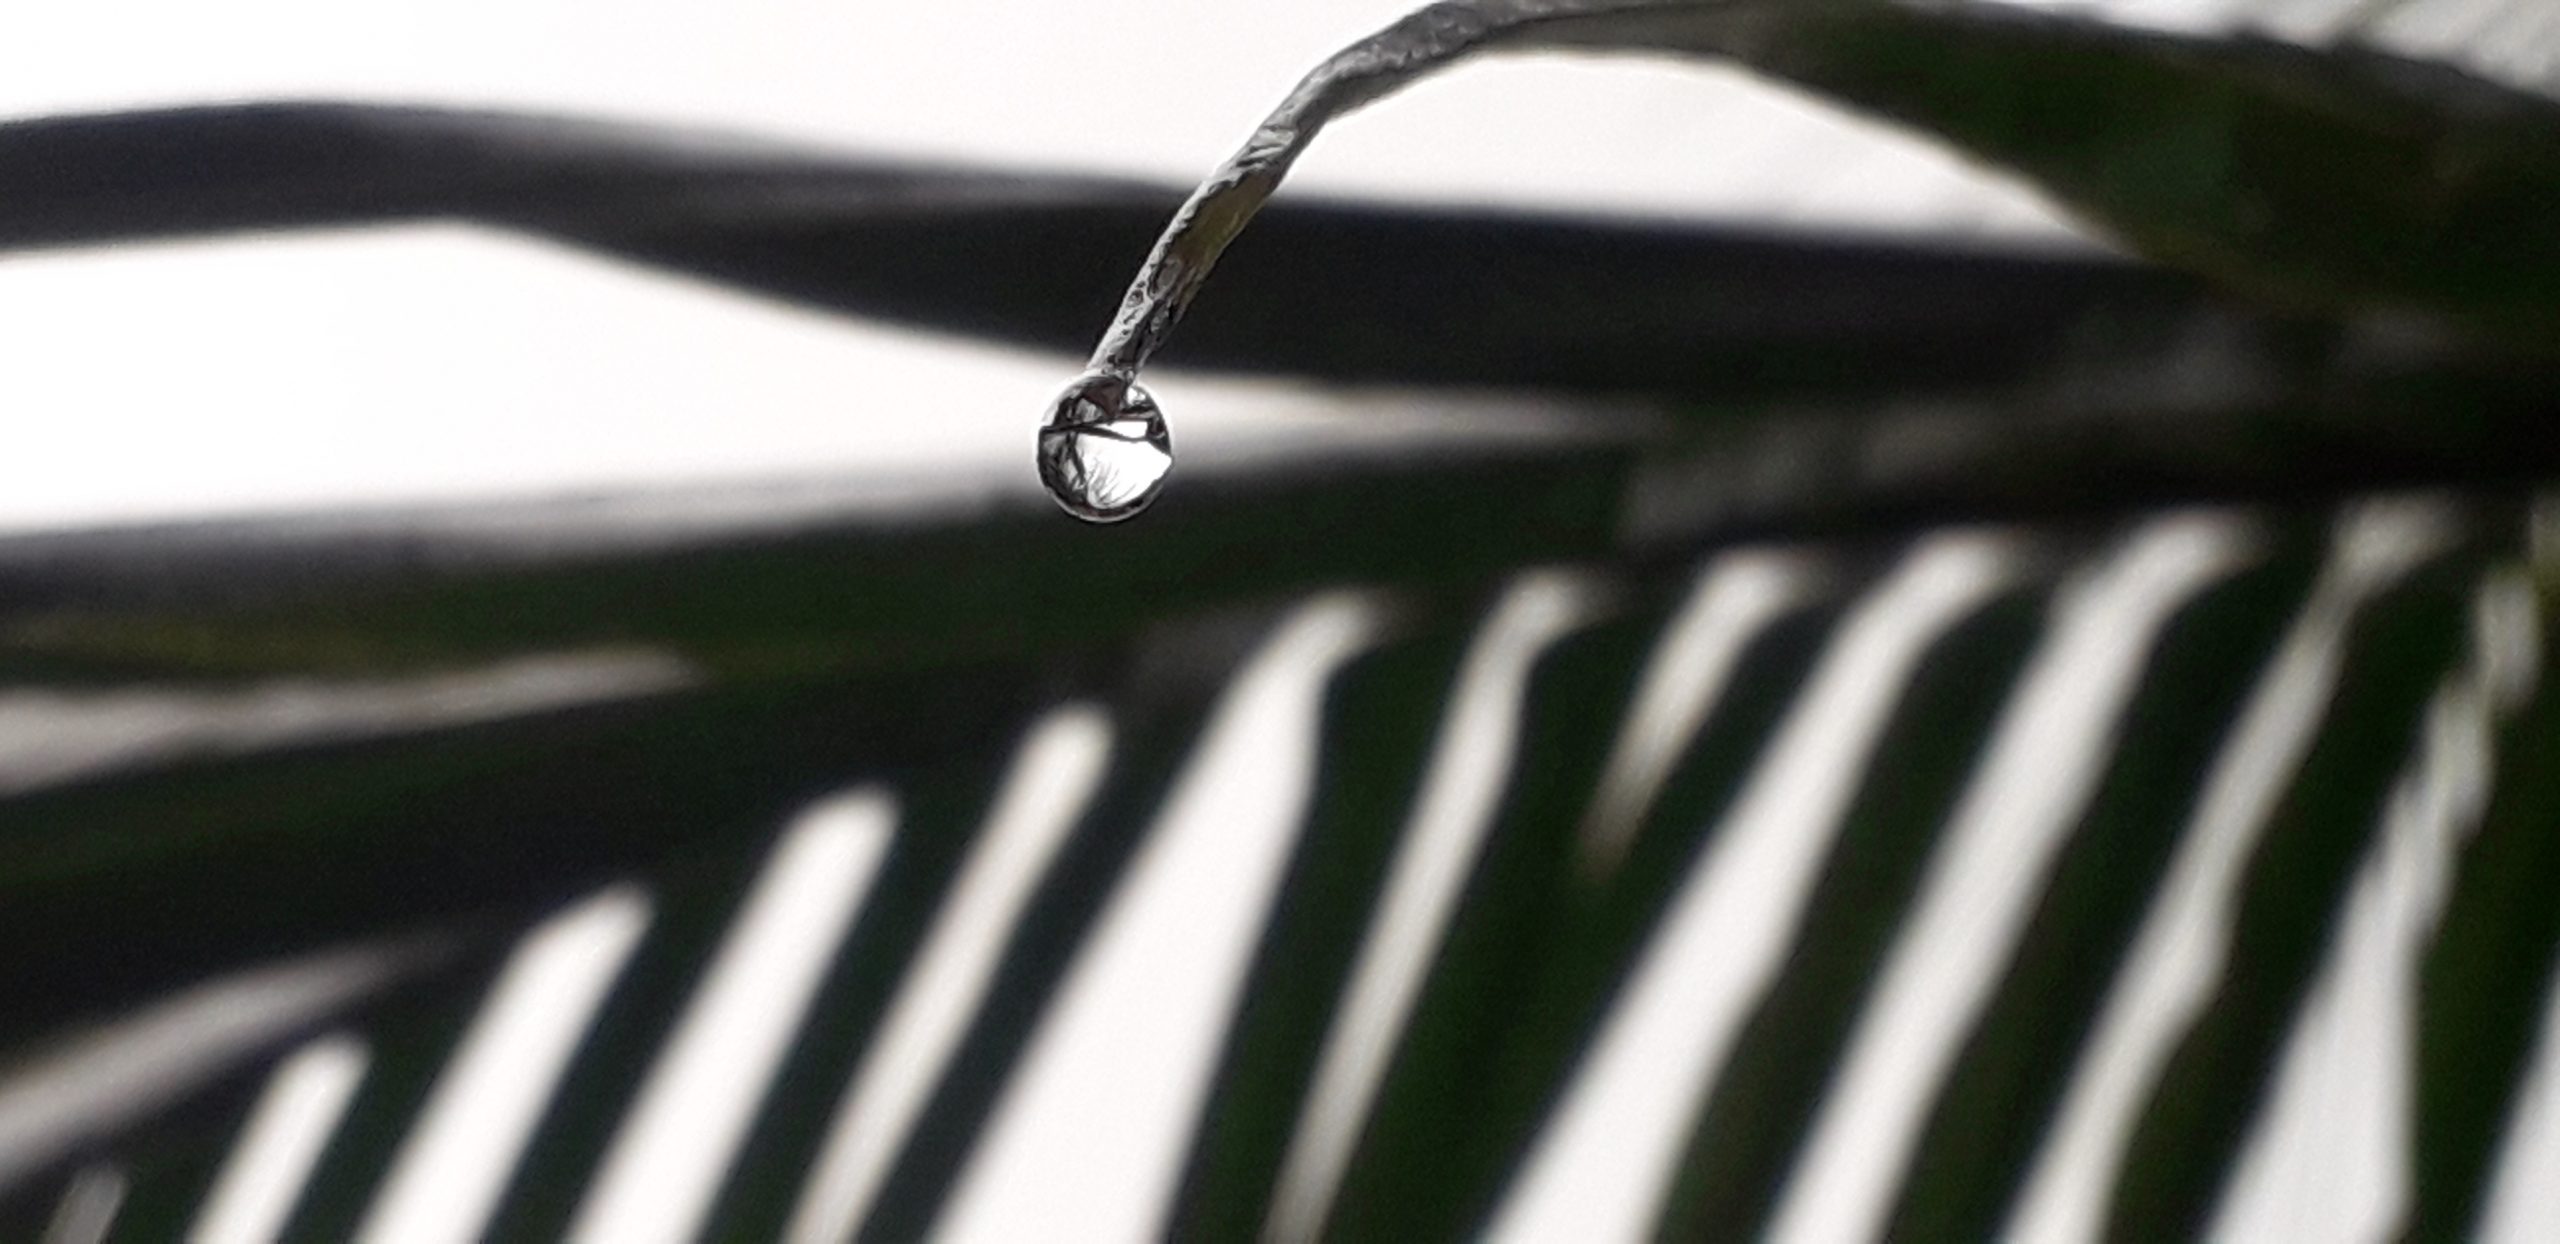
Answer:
1 4 2558 1239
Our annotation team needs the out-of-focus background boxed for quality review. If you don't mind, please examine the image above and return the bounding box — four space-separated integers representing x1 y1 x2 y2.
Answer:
0 0 2092 534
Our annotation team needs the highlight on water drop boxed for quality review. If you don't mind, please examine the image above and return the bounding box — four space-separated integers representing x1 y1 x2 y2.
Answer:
1037 370 1174 523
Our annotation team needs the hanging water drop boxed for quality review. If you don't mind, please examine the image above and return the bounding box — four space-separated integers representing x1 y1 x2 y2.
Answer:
1044 0 1481 520
1038 371 1173 523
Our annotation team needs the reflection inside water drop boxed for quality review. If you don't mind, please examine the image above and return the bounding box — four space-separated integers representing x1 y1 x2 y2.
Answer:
1038 371 1173 523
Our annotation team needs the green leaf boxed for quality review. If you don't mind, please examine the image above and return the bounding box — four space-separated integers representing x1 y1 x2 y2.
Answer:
5 7 2560 1238
1096 0 2560 381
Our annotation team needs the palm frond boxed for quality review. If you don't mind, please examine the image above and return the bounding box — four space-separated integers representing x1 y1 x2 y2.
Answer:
4 4 2560 1240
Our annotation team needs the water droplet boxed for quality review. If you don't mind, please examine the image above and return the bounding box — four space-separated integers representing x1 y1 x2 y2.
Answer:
1038 371 1173 523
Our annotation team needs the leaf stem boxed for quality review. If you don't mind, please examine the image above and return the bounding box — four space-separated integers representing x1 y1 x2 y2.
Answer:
1086 1 1681 378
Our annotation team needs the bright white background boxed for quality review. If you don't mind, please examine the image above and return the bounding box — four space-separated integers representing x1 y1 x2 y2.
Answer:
0 0 2079 535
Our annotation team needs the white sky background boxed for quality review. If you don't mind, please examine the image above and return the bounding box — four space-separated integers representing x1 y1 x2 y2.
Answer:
0 0 2097 536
